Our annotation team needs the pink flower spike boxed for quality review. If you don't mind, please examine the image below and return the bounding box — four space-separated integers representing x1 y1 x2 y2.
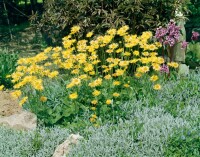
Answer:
160 64 169 74
191 31 200 41
181 41 188 49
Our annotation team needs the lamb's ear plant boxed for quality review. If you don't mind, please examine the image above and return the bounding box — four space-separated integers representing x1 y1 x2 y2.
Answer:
0 126 70 157
157 70 200 117
68 106 190 157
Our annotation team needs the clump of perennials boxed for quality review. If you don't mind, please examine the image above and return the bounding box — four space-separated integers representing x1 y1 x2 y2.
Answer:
9 25 179 125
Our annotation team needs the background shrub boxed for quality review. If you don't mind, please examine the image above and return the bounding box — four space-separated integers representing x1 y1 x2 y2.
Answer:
35 0 190 45
185 0 200 41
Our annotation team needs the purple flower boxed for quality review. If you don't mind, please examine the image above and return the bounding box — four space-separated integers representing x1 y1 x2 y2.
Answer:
174 33 180 41
155 27 167 42
168 38 176 47
155 20 181 47
191 31 200 41
160 64 169 74
181 41 188 49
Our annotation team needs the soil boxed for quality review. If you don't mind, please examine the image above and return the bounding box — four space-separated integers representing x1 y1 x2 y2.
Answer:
0 91 22 117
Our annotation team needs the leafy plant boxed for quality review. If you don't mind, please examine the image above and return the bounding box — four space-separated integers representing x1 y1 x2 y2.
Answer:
186 50 200 68
186 39 200 69
164 128 200 157
0 48 19 88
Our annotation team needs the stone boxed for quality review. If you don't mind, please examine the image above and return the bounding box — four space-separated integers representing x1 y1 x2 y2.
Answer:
173 18 186 63
0 91 21 117
178 64 189 76
52 134 83 157
0 111 37 130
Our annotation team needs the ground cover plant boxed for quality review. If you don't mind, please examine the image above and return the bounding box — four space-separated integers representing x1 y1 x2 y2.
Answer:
68 70 200 157
0 126 69 157
0 70 199 157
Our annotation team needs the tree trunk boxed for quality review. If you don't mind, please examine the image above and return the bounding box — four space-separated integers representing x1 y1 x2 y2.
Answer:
3 0 13 40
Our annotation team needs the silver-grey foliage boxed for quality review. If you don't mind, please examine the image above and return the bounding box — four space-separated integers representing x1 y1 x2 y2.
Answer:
0 71 199 157
68 106 190 157
0 127 69 157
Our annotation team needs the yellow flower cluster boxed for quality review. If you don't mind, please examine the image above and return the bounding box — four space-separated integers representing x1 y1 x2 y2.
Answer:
167 62 179 68
10 25 179 124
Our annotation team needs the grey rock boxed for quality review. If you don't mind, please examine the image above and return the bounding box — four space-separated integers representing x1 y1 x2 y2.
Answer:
52 134 83 157
0 111 37 130
178 64 189 76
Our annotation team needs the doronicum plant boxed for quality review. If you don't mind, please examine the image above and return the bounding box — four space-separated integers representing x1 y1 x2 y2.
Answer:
10 25 179 126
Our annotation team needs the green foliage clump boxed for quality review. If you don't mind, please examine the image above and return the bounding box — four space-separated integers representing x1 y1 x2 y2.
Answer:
186 42 200 68
0 48 18 88
186 0 200 28
164 128 200 157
